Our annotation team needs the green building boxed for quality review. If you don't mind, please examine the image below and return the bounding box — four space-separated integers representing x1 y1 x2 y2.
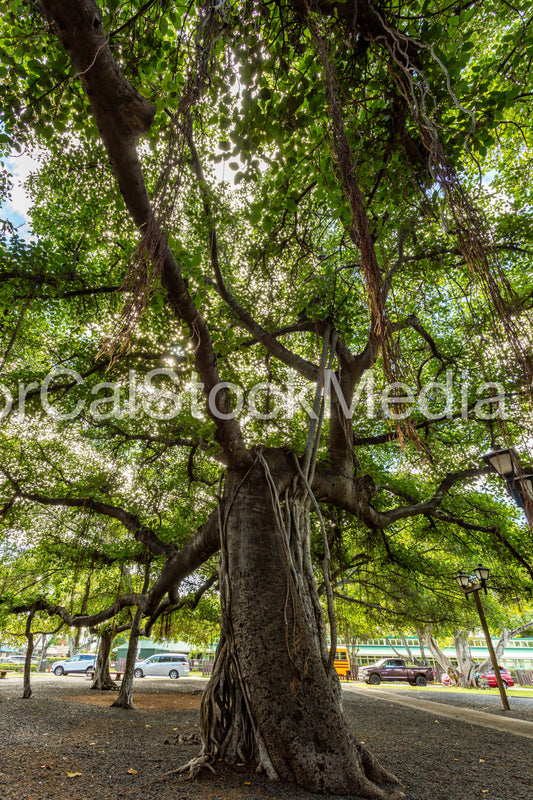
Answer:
115 638 190 662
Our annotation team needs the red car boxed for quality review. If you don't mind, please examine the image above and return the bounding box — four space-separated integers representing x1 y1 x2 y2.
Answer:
478 666 514 688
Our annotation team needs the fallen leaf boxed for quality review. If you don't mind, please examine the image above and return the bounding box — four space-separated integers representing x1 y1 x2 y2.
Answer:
145 724 151 728
244 781 251 785
479 759 486 763
89 742 96 746
66 772 82 778
434 720 439 723
127 768 138 775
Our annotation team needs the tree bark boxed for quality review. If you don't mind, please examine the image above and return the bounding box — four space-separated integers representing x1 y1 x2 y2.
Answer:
416 630 428 665
193 460 402 799
22 610 35 699
453 630 476 688
424 631 462 686
38 634 49 672
111 606 142 709
91 628 117 691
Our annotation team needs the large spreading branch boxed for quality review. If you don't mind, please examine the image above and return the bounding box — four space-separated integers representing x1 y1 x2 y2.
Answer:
312 465 491 529
38 0 249 468
2 464 222 615
2 469 176 558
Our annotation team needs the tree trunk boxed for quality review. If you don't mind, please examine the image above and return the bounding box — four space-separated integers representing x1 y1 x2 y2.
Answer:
453 631 476 687
416 631 428 666
191 462 402 800
424 631 462 686
400 636 418 664
91 628 117 691
111 609 142 709
22 611 35 699
38 635 49 672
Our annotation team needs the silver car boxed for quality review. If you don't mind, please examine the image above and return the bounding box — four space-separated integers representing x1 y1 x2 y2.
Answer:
52 654 96 675
133 653 190 679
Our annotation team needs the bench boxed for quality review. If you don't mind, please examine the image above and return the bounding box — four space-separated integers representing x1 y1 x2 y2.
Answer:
87 670 123 681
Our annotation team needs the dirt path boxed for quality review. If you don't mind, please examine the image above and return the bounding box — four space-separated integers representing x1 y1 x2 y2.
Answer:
1 674 532 800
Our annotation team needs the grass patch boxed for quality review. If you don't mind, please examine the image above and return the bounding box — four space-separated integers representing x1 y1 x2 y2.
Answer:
387 684 533 698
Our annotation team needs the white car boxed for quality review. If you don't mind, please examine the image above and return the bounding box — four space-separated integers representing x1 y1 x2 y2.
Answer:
52 654 96 676
133 653 190 679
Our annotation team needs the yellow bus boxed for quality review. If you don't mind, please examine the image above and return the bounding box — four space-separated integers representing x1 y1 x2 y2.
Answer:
329 647 351 678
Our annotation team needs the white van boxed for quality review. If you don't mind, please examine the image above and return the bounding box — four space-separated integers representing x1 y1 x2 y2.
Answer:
133 653 190 679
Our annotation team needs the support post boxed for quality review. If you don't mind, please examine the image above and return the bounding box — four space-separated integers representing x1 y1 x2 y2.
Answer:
470 585 510 711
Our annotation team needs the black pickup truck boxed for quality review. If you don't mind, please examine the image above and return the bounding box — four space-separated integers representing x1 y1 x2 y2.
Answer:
360 658 434 686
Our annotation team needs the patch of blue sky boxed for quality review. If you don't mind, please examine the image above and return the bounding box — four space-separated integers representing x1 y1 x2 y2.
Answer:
0 151 38 240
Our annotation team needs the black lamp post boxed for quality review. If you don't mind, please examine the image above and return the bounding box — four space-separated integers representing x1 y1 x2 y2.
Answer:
482 446 533 522
454 565 510 711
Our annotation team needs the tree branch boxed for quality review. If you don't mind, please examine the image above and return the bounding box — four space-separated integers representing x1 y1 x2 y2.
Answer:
187 131 320 383
38 0 249 468
1 468 176 558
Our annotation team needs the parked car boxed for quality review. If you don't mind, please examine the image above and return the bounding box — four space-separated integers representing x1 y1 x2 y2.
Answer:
52 654 96 676
2 655 37 664
477 666 514 688
360 658 434 686
133 653 190 679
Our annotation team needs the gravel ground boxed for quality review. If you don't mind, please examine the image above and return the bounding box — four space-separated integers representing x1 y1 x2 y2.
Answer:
1 674 532 800
386 685 533 721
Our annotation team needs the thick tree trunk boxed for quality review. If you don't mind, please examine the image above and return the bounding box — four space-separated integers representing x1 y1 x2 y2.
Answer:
194 462 402 799
91 628 117 691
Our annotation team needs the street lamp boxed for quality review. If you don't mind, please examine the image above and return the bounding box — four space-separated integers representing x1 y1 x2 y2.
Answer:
473 564 490 592
482 446 533 521
454 565 510 711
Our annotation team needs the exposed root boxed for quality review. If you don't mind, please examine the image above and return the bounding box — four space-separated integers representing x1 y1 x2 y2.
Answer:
357 742 402 786
110 698 135 710
174 753 216 779
147 754 215 785
354 778 405 800
175 732 202 745
90 679 118 691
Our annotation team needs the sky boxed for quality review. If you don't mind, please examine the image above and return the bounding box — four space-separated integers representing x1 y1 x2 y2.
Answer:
1 150 39 238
